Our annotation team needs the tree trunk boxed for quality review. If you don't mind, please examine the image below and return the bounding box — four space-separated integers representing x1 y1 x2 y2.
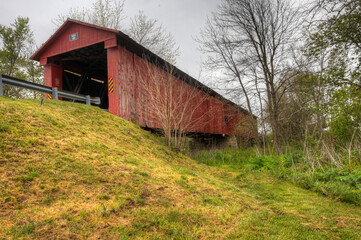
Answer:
270 89 283 155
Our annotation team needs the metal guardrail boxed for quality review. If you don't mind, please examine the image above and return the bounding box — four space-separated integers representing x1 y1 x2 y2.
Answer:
0 74 100 105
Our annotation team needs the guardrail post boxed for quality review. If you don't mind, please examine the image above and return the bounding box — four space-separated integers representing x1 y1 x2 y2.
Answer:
85 95 91 105
0 74 3 96
93 97 101 105
52 87 58 100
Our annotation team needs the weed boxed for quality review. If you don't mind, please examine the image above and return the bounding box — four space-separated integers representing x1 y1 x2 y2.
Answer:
101 203 109 217
79 210 90 218
138 171 149 177
180 169 198 176
124 157 139 165
43 197 53 205
97 194 111 201
28 172 39 178
4 152 14 158
158 197 171 207
0 121 11 132
202 196 224 206
113 226 132 239
14 172 39 182
25 164 37 172
136 198 146 206
9 219 35 237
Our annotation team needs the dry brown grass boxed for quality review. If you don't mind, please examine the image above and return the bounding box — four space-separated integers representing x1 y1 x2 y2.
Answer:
1 97 361 239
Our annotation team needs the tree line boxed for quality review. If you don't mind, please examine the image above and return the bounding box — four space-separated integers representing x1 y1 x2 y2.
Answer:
197 0 361 160
0 17 43 98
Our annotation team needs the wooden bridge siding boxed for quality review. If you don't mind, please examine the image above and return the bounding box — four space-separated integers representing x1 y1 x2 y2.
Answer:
223 104 239 134
130 50 246 135
133 53 151 128
43 63 63 99
107 46 121 117
118 47 135 121
38 23 116 64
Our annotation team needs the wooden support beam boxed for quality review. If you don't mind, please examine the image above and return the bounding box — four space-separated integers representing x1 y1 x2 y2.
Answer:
63 71 73 91
73 71 88 95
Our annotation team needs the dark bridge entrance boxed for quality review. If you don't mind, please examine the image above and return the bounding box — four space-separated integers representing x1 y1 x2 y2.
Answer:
47 43 109 109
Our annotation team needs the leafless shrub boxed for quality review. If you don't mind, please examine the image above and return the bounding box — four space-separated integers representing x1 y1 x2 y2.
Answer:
138 57 208 151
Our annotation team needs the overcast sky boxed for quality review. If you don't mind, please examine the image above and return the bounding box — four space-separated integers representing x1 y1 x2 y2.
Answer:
0 0 220 80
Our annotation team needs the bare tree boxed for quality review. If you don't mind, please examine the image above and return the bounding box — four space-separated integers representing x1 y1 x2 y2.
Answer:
138 58 207 151
53 0 126 30
197 15 258 144
198 0 302 154
128 11 180 64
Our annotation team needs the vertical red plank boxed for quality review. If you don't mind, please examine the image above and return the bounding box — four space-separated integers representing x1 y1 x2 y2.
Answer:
43 63 63 99
107 45 134 120
133 54 151 127
118 47 134 121
107 46 120 117
133 54 144 126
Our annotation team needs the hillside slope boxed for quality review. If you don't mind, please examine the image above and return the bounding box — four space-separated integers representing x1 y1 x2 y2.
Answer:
1 97 361 239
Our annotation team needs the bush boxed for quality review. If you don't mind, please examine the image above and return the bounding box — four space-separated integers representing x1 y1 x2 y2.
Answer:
284 151 303 167
313 181 361 205
291 172 314 189
246 156 276 170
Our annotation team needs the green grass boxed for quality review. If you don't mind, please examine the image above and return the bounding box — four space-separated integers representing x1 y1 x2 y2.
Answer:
1 96 361 239
193 148 361 206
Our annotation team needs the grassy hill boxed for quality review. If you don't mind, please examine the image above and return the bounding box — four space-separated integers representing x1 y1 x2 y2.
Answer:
1 97 361 239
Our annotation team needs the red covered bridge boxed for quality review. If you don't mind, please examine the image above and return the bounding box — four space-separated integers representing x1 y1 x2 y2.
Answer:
31 19 256 147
